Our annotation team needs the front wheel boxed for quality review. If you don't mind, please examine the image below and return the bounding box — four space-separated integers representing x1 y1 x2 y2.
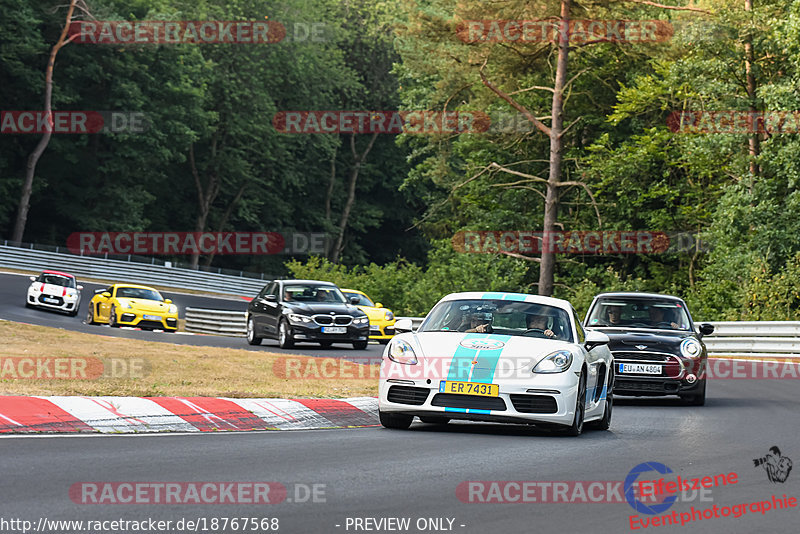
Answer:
681 380 706 406
561 371 586 436
86 305 97 325
278 320 294 349
379 410 413 429
246 317 262 345
353 341 368 350
109 307 119 327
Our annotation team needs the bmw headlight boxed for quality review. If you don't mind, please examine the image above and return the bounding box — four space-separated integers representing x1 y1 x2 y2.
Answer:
388 339 418 365
385 310 394 321
533 350 573 373
680 338 702 358
354 316 369 325
168 304 178 314
288 313 312 324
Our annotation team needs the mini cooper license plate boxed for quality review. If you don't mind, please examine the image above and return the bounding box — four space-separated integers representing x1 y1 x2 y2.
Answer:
439 381 499 397
322 326 346 334
143 314 161 321
619 363 662 375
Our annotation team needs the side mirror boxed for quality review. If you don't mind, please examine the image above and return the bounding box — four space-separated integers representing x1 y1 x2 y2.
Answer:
265 294 277 301
394 318 413 333
164 299 173 304
29 276 36 281
699 323 715 336
350 296 360 305
77 285 84 290
101 292 111 298
584 330 609 351
375 302 384 308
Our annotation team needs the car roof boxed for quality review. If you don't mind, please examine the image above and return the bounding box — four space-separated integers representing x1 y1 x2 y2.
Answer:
280 279 337 286
593 292 684 301
438 291 575 312
341 288 366 295
41 270 75 278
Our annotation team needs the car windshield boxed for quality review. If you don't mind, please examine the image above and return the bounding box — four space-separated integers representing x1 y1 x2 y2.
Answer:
115 287 164 301
586 298 691 330
285 284 346 303
37 274 75 288
419 299 574 342
343 292 374 306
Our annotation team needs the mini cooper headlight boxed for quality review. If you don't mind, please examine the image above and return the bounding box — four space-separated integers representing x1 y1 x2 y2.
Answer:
388 339 418 365
680 338 702 358
533 350 573 373
354 316 369 325
385 310 394 321
288 313 312 324
168 304 178 314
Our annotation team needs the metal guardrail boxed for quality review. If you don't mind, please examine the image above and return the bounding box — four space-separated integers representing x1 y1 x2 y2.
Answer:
185 307 247 337
704 321 800 358
0 244 271 296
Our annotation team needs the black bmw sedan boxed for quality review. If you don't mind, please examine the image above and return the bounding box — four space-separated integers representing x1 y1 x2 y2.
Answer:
584 292 715 405
246 279 370 349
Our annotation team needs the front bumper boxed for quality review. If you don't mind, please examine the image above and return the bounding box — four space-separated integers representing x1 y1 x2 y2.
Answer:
27 291 79 313
289 323 369 343
116 311 178 331
369 323 395 341
613 354 706 396
378 372 581 426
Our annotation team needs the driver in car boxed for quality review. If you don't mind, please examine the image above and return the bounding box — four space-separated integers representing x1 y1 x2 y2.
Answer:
461 312 493 333
526 313 556 338
649 306 679 329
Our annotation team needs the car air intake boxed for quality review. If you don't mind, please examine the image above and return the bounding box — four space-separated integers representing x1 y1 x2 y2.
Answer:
387 386 429 405
509 394 558 414
431 393 507 411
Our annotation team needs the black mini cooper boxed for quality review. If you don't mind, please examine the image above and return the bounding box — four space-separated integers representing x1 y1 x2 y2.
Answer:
584 292 714 405
246 279 370 349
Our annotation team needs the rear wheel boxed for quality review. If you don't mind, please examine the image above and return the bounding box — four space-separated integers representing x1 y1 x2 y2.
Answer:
561 371 586 436
379 410 413 429
353 341 368 350
278 319 294 349
246 317 262 345
588 367 614 431
681 380 706 406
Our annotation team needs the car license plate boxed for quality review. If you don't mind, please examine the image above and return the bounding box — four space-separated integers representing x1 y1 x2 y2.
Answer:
322 326 346 334
439 381 499 397
143 314 161 321
42 297 58 304
619 363 662 375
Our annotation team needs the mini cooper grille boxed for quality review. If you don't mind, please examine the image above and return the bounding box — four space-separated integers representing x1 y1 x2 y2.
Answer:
509 394 558 414
431 393 507 411
614 352 671 362
313 315 353 326
615 379 680 393
387 386 429 405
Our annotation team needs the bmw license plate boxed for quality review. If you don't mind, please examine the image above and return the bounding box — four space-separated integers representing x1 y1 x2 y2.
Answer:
619 363 661 375
439 381 499 397
42 297 59 304
143 314 161 321
322 326 346 334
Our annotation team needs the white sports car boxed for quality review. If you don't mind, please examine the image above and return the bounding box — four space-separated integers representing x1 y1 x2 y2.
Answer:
378 292 614 435
25 270 83 316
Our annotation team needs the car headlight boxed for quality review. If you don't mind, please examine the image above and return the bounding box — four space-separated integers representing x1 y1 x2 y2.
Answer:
388 339 418 365
288 313 313 324
29 285 40 293
533 350 573 373
354 316 369 325
680 338 702 358
385 310 394 321
168 304 178 314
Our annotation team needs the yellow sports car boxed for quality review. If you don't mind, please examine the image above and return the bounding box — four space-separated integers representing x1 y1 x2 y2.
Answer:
86 283 179 332
341 289 395 344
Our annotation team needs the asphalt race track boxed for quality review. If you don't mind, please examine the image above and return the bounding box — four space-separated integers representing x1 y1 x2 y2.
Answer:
1 378 798 533
0 271 384 360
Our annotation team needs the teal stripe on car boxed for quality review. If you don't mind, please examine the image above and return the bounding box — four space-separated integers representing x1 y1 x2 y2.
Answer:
469 334 511 383
446 333 482 382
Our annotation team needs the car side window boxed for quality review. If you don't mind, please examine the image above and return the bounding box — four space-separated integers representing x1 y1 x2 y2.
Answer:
268 283 281 300
572 309 586 343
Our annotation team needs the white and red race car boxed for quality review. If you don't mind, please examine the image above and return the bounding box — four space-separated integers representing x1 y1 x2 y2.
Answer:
25 270 83 316
378 292 614 436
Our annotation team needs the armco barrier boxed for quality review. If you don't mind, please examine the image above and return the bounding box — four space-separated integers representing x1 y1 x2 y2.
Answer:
703 321 800 358
185 307 247 336
0 244 271 296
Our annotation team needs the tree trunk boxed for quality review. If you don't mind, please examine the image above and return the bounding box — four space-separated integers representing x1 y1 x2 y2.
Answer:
11 0 80 245
744 0 759 183
330 132 378 263
202 182 247 267
188 142 220 269
324 145 337 260
538 0 571 297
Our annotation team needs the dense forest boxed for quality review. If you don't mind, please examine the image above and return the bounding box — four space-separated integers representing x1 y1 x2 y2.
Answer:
2 0 800 318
